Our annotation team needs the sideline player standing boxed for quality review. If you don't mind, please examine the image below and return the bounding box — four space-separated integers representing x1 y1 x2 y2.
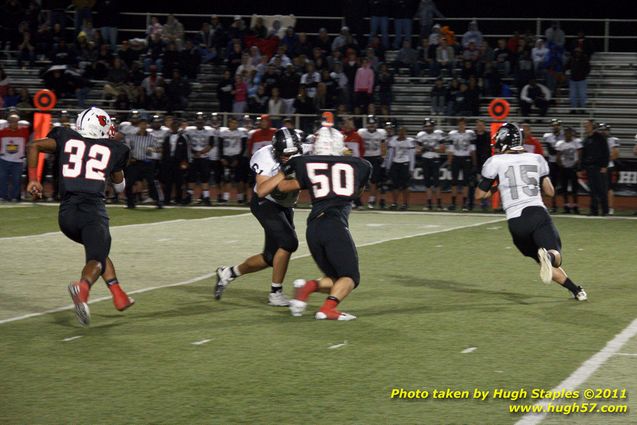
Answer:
184 112 214 205
475 123 587 300
26 107 136 326
357 116 387 209
277 125 372 320
542 119 563 213
447 118 476 211
385 124 416 210
214 128 302 306
416 118 446 210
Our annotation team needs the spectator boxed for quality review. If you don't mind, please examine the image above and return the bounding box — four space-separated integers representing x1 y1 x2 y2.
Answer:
428 23 442 50
226 41 244 74
268 19 285 39
580 121 610 216
545 43 565 96
117 40 139 68
519 78 551 117
281 27 299 53
301 62 321 98
314 82 330 110
476 40 494 75
446 77 459 116
531 38 549 74
315 27 332 55
365 47 381 70
251 17 268 39
462 42 479 64
261 64 281 96
462 20 483 48
293 87 317 133
279 64 300 114
0 113 30 201
270 45 292 67
73 0 94 35
330 62 350 106
231 74 248 113
163 14 184 48
146 16 163 38
211 15 227 52
103 57 130 99
332 26 356 52
566 48 591 114
144 32 165 72
354 58 374 114
180 40 201 79
514 48 534 92
17 32 36 68
296 33 313 58
507 31 521 54
321 69 338 106
430 77 447 115
267 87 284 127
147 86 168 110
394 40 419 77
452 81 472 116
95 0 119 51
392 0 415 50
248 84 269 113
415 0 444 40
435 38 455 76
3 87 20 108
166 69 191 112
492 38 511 76
369 0 390 49
247 45 262 66
417 38 434 76
571 31 594 57
466 76 480 116
376 63 394 116
545 21 565 49
141 65 165 97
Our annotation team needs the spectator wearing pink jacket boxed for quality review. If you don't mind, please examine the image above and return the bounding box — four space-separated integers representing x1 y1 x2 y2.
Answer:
354 58 374 114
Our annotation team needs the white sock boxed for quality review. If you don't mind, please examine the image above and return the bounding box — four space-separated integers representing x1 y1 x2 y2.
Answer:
369 196 376 203
187 189 194 195
232 265 242 277
203 190 209 198
223 192 230 200
237 193 244 202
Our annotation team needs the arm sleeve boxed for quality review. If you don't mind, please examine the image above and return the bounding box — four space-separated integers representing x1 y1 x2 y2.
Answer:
114 144 130 172
478 177 495 191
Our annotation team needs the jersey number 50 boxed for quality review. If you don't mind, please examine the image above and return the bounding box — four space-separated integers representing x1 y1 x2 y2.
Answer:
62 139 111 181
307 163 355 198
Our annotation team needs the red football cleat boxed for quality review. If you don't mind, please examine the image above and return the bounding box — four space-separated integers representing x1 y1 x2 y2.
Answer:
113 293 135 311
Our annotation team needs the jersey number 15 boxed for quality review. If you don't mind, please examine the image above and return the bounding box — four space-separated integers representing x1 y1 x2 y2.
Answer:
62 139 111 181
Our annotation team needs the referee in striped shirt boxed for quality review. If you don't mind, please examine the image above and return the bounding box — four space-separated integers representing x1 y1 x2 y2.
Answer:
124 117 164 208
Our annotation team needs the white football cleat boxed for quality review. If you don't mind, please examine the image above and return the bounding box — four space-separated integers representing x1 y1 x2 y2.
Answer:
538 248 553 285
214 266 235 300
574 286 588 301
315 311 357 321
289 299 307 317
268 291 290 306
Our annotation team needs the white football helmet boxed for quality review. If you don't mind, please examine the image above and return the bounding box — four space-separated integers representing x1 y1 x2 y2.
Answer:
313 126 345 156
76 107 114 139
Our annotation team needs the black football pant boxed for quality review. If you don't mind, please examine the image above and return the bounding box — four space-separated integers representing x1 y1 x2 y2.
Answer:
585 166 608 216
161 161 187 204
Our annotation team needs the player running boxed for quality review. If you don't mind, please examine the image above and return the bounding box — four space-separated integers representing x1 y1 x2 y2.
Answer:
26 107 136 326
475 123 587 301
277 124 372 320
214 128 302 306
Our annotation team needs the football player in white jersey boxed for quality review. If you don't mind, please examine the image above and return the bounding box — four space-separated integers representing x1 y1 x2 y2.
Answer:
542 118 563 213
214 128 302 306
118 110 141 137
447 118 476 210
476 123 587 301
385 124 416 210
209 113 227 203
600 123 620 215
357 115 387 209
218 116 248 203
184 112 214 205
555 127 582 214
416 118 446 210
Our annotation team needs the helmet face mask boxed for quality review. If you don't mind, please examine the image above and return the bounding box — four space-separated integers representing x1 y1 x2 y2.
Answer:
76 107 114 139
272 127 301 162
493 122 523 153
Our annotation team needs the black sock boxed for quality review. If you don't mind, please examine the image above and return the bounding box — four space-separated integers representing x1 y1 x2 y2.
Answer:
105 278 119 287
270 283 282 293
562 278 580 295
326 295 340 304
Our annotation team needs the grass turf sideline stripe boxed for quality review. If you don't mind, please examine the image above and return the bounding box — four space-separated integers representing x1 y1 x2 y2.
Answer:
0 217 504 325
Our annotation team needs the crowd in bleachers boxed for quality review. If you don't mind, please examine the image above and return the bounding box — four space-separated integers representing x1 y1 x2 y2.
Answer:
0 0 596 118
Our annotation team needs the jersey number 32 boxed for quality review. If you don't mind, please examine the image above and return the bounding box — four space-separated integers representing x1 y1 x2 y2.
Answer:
62 139 111 181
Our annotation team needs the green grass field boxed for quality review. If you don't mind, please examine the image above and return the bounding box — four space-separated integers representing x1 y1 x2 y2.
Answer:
1 205 636 424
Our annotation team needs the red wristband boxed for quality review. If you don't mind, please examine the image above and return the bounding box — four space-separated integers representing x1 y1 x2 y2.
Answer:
28 167 38 182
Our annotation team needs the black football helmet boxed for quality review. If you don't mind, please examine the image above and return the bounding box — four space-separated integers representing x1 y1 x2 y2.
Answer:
493 122 523 152
272 127 301 161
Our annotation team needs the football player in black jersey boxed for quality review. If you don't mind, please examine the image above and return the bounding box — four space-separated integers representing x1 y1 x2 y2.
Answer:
27 107 135 326
276 124 372 320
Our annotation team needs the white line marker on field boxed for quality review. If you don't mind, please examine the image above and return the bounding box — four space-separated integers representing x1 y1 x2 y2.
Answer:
328 341 348 350
157 238 172 242
486 226 501 230
614 352 637 357
435 244 443 248
461 347 477 354
577 248 584 251
516 317 637 425
62 336 83 342
0 217 505 325
505 246 512 249
192 339 212 346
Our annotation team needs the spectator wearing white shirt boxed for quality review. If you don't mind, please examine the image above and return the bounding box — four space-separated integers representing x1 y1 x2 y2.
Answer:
532 38 549 74
267 87 284 127
300 62 321 98
461 20 483 49
545 21 565 48
520 79 551 117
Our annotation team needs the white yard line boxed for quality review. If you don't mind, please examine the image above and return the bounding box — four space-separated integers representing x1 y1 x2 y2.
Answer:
0 217 504 326
516 318 637 425
191 339 213 346
461 347 477 354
